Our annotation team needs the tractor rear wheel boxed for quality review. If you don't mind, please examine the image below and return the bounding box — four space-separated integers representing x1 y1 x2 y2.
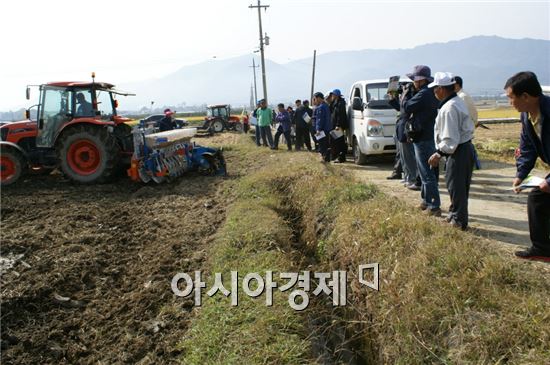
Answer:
57 125 120 183
0 148 26 186
212 119 224 133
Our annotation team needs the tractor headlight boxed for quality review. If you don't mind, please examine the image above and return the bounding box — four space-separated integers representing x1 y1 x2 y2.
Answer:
367 119 383 137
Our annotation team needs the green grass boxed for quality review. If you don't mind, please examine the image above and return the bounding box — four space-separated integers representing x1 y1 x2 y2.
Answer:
177 135 550 364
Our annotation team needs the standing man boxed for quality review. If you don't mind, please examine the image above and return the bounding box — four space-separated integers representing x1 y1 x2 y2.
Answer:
252 100 262 146
388 82 419 187
256 99 275 148
403 65 441 216
294 99 313 151
453 76 478 126
274 103 292 150
454 75 481 169
303 100 317 152
330 89 348 163
428 72 475 230
507 71 550 261
313 92 332 162
158 108 177 132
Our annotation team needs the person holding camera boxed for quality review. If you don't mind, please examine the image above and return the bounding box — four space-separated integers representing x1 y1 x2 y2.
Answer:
389 82 420 189
403 65 441 216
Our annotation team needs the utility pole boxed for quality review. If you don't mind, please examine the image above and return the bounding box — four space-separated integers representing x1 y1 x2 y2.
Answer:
249 58 259 103
310 50 317 102
249 0 269 103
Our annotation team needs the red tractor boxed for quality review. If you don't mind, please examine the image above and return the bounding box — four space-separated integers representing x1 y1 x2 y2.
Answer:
204 104 244 133
0 76 135 186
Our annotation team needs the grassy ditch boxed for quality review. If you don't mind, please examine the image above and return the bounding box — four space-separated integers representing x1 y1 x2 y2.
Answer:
178 135 550 364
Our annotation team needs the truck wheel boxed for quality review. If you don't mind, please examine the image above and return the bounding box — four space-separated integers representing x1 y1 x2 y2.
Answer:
57 125 120 183
212 120 224 133
0 148 26 186
352 137 369 165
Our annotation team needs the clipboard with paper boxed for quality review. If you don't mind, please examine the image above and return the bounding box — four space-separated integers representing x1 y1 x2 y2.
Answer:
303 113 311 123
315 130 326 140
329 129 344 139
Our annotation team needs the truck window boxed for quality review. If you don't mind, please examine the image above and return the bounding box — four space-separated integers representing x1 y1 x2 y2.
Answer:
365 83 392 109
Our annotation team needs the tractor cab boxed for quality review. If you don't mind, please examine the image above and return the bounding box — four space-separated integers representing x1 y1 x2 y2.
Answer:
32 81 133 148
206 104 230 121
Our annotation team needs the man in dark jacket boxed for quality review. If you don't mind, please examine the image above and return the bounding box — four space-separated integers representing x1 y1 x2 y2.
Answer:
403 65 441 216
274 103 292 150
313 92 331 162
507 71 550 261
293 99 312 151
158 109 177 132
389 82 420 188
329 89 348 163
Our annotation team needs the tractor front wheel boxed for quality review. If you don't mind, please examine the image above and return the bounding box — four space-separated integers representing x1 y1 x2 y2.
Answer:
0 148 26 186
57 125 120 183
234 122 243 133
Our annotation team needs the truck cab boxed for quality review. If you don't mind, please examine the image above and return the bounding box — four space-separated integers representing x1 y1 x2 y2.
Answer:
347 79 401 164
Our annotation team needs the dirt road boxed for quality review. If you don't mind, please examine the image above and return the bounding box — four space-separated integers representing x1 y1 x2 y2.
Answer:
338 157 545 251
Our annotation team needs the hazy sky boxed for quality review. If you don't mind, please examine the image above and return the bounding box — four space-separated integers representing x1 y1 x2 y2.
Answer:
0 0 548 110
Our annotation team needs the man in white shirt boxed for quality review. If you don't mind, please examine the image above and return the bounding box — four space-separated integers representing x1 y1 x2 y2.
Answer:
453 76 478 126
428 72 475 230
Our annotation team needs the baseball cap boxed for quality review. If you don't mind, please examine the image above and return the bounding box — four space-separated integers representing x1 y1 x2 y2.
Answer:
164 108 174 116
331 89 342 97
313 92 324 99
428 72 456 88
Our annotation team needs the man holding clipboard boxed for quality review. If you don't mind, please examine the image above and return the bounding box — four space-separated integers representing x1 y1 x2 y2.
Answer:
313 92 332 162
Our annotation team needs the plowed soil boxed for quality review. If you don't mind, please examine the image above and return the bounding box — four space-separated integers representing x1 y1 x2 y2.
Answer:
0 134 240 364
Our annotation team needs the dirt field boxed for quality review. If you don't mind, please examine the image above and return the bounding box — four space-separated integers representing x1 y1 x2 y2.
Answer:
0 134 240 364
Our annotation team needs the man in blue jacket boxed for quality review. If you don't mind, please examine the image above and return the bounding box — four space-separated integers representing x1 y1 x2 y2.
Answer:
313 91 332 162
403 65 441 216
507 71 550 261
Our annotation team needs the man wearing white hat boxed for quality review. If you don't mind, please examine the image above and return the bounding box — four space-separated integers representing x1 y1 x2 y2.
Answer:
428 72 475 230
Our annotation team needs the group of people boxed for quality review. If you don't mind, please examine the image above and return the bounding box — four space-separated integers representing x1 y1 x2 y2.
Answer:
251 89 349 164
250 67 549 262
386 65 549 261
384 65 477 233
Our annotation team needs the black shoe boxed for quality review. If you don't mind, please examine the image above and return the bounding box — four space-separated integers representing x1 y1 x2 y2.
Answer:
387 173 402 180
449 219 467 231
425 208 442 217
515 247 550 262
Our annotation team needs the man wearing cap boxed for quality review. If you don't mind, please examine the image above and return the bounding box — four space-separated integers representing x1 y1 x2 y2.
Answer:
329 89 348 163
428 72 475 230
158 109 177 132
506 71 550 261
403 65 441 216
313 92 332 162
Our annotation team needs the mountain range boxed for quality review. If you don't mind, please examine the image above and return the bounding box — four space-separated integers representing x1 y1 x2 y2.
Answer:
120 36 549 110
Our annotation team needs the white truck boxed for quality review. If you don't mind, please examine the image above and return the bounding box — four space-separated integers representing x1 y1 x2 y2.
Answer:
347 79 404 164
